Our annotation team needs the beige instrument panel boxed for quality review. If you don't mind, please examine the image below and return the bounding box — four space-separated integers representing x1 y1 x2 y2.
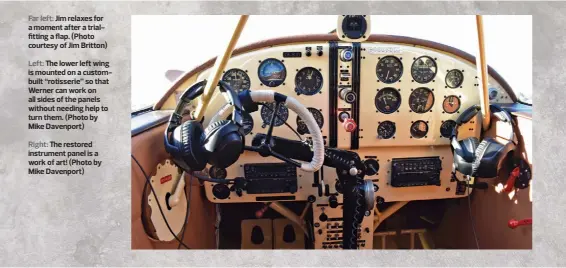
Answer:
167 41 512 205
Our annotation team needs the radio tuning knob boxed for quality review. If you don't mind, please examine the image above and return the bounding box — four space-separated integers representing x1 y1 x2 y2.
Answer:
342 118 357 132
329 195 339 208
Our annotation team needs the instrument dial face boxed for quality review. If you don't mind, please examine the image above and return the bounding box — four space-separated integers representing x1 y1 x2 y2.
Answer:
411 56 437 83
258 58 286 87
410 120 429 139
295 67 323 95
375 87 401 114
445 69 464 88
442 95 461 114
212 184 230 200
296 107 324 135
260 103 289 127
440 120 457 138
209 166 227 179
221 68 250 92
376 56 403 84
363 159 380 176
377 121 396 139
227 112 254 135
409 87 435 113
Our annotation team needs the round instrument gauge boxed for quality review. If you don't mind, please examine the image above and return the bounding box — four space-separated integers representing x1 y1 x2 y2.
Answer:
445 69 464 88
375 87 401 114
440 120 457 138
260 103 289 127
442 95 461 114
410 120 429 139
212 184 230 200
376 56 403 84
296 107 324 135
409 87 435 113
209 166 227 179
221 68 250 92
295 67 323 95
411 56 437 83
226 112 254 135
377 121 396 139
258 58 286 87
363 159 379 176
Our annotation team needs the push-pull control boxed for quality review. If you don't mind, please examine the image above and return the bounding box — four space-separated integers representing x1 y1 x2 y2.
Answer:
342 118 357 133
339 87 356 104
340 49 353 62
329 195 339 208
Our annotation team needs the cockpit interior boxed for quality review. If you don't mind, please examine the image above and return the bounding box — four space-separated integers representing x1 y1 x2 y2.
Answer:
131 15 532 250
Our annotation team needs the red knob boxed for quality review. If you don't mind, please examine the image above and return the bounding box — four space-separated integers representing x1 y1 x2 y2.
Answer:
343 118 357 132
503 167 521 192
508 218 532 229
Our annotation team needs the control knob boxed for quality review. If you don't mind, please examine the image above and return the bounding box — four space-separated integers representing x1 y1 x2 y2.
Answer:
339 87 356 104
329 195 339 208
340 49 353 62
342 118 357 132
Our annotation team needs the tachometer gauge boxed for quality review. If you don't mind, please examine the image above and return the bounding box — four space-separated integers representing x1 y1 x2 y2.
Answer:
258 58 286 87
226 112 254 135
410 120 429 139
376 56 403 84
296 107 324 135
442 95 461 114
377 121 396 139
363 159 379 176
295 67 323 95
445 69 464 88
411 56 437 83
409 87 434 113
375 87 401 114
221 68 251 92
440 120 457 138
260 103 289 127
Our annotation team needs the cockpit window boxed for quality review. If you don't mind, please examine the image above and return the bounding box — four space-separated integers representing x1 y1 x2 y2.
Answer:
131 15 531 111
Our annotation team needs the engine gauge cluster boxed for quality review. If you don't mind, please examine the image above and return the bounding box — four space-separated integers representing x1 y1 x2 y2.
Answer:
377 121 396 139
375 87 401 114
410 120 429 139
296 107 324 135
295 67 323 95
409 87 435 113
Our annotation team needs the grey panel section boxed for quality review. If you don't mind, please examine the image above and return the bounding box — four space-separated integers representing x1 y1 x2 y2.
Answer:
0 1 561 267
131 110 171 136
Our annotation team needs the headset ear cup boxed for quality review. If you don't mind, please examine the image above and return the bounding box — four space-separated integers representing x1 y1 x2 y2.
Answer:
453 137 479 176
175 120 207 171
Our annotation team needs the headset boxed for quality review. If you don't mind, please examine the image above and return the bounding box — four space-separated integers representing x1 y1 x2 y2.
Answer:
451 104 516 178
164 80 246 172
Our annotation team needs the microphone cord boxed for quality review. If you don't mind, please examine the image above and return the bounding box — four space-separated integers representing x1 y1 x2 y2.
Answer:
467 178 480 249
131 154 191 249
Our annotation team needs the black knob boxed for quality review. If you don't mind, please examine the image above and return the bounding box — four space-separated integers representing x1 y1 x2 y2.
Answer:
317 50 323 56
329 195 338 208
319 213 328 222
307 195 316 203
306 51 312 57
318 229 323 235
376 196 384 205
